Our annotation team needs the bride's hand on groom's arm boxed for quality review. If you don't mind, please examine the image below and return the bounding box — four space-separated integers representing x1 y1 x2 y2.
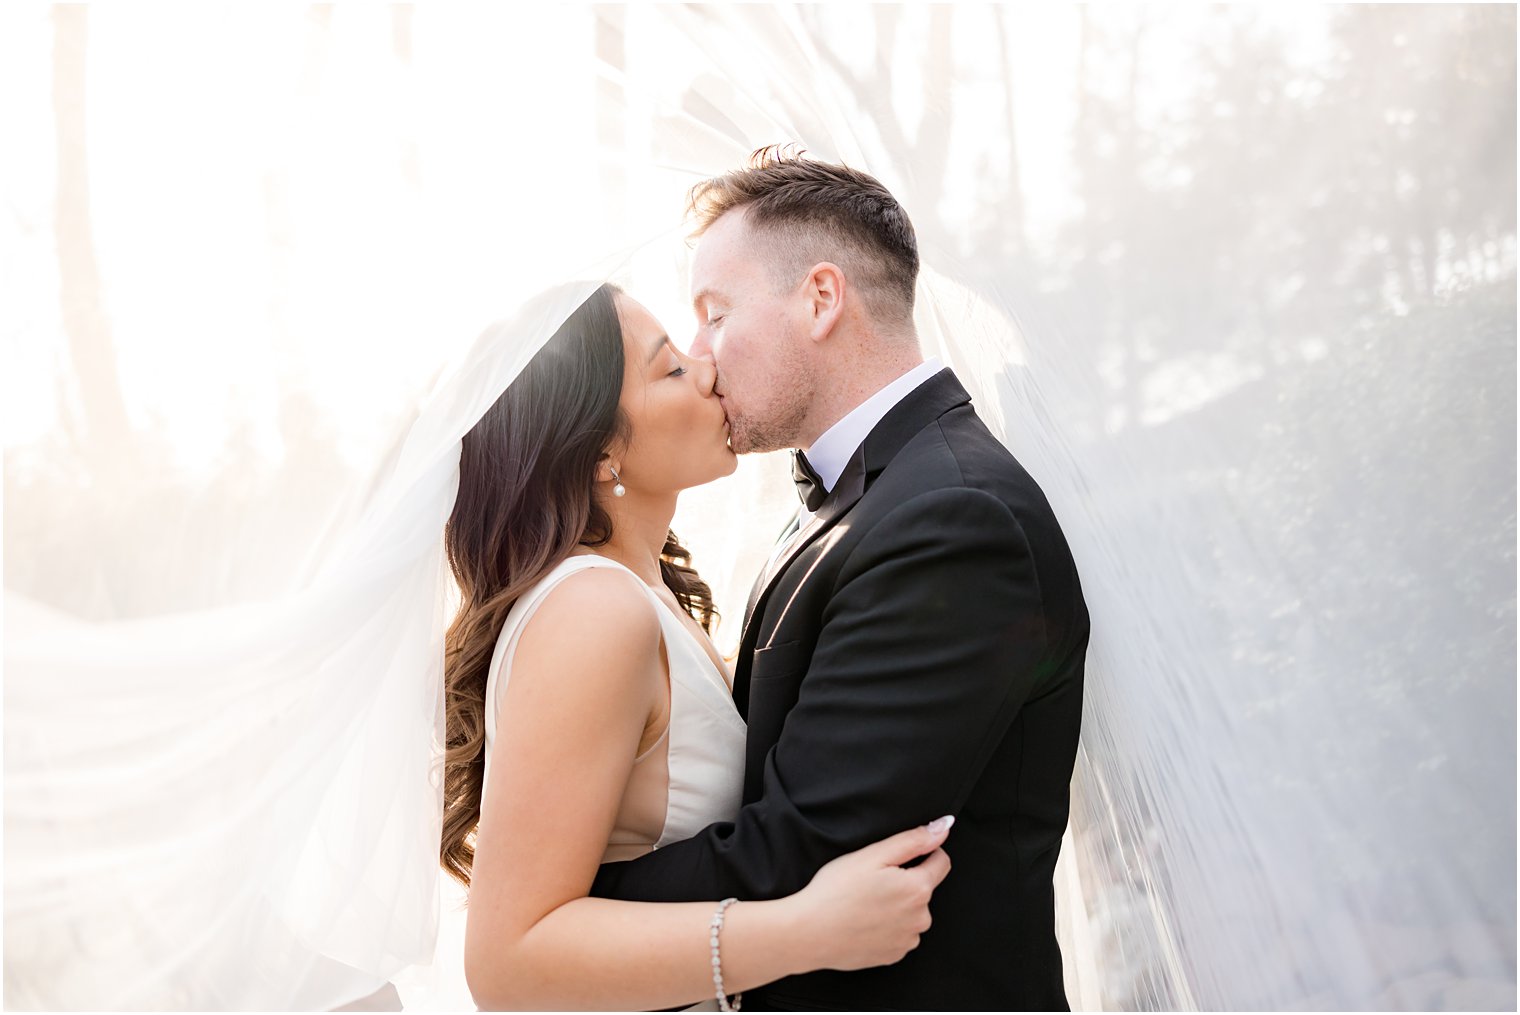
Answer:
697 816 954 993
787 816 954 970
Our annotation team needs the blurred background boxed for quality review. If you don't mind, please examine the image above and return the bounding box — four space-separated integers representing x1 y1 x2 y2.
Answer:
4 4 1514 1011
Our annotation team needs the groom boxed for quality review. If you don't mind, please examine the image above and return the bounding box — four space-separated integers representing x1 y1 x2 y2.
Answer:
591 146 1088 1011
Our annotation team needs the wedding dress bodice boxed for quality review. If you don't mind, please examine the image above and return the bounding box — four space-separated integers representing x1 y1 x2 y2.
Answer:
482 554 746 862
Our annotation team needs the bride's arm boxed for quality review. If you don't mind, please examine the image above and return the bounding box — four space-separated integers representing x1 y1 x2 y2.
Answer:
463 569 946 1011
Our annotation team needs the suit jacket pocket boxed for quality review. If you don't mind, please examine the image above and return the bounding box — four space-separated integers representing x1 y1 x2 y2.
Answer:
750 638 809 682
744 639 810 771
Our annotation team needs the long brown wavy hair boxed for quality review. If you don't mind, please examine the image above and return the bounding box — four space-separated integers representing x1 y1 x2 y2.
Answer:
440 282 715 888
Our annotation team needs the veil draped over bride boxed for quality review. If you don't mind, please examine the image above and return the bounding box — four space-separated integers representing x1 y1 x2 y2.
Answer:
5 5 1514 1010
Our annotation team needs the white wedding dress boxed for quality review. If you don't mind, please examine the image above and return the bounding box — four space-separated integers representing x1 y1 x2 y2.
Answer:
480 552 747 1011
483 552 747 865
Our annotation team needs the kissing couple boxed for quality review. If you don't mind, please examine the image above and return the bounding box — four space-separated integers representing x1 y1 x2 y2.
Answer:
442 146 1089 1011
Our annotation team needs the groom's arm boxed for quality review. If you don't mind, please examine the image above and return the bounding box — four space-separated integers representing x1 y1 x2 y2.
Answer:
590 486 1060 903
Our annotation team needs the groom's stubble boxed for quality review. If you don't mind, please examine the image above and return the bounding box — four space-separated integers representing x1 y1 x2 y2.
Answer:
719 335 817 455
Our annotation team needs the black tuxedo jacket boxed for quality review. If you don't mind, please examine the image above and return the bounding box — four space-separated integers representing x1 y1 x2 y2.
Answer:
591 369 1088 1011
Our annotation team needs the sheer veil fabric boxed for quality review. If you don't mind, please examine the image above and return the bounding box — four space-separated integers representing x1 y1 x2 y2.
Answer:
5 5 1514 1011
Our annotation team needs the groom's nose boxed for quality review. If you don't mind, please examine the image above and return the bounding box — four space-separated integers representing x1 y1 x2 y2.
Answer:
692 355 718 396
688 327 714 363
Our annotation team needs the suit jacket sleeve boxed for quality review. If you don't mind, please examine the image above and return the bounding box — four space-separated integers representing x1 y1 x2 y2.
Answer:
590 485 1051 903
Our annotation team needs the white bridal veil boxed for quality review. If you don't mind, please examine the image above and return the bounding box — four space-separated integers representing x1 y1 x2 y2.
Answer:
4 4 1515 1011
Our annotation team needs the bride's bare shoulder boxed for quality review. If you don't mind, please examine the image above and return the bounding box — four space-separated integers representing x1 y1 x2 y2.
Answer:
512 564 661 687
534 563 655 621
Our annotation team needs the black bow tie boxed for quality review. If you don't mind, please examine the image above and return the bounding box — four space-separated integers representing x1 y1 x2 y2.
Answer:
791 450 828 512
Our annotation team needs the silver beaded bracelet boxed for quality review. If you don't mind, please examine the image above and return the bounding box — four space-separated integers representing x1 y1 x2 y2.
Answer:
709 897 743 1012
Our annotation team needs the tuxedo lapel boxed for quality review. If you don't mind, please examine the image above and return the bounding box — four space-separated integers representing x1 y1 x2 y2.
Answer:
731 368 974 718
733 454 865 717
741 449 866 637
856 368 973 478
744 511 803 630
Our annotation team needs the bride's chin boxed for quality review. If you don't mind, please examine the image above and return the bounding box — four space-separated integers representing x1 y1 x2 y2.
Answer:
707 452 740 483
679 449 740 490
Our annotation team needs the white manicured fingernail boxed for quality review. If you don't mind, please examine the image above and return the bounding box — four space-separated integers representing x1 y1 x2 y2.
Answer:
927 815 955 833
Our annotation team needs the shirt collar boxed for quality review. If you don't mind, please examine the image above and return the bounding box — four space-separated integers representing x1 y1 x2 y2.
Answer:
803 357 943 494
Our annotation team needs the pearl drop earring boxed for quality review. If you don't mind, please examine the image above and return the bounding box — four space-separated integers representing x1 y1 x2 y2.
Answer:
610 467 626 498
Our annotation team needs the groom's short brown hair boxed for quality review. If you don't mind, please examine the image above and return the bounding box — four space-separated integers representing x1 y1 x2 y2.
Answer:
687 144 920 329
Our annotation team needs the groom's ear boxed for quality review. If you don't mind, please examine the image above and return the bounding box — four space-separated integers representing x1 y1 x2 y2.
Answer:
802 261 847 344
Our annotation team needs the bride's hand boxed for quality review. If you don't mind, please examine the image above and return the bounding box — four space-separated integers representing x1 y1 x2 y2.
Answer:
791 816 955 971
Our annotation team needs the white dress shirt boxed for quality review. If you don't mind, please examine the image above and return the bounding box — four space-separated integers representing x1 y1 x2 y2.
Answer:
761 357 945 584
803 357 944 497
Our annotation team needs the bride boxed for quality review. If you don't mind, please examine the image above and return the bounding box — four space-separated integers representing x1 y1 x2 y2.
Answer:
439 281 953 1010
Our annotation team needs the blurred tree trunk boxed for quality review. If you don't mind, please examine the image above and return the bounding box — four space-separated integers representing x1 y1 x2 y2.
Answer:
805 6 955 234
1076 8 1090 141
1119 17 1147 429
270 5 336 443
392 4 420 188
914 6 953 217
298 5 333 92
993 6 1028 263
594 5 627 229
52 5 131 458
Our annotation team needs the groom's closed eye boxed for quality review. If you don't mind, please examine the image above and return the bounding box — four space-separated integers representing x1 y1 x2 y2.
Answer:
692 288 729 322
